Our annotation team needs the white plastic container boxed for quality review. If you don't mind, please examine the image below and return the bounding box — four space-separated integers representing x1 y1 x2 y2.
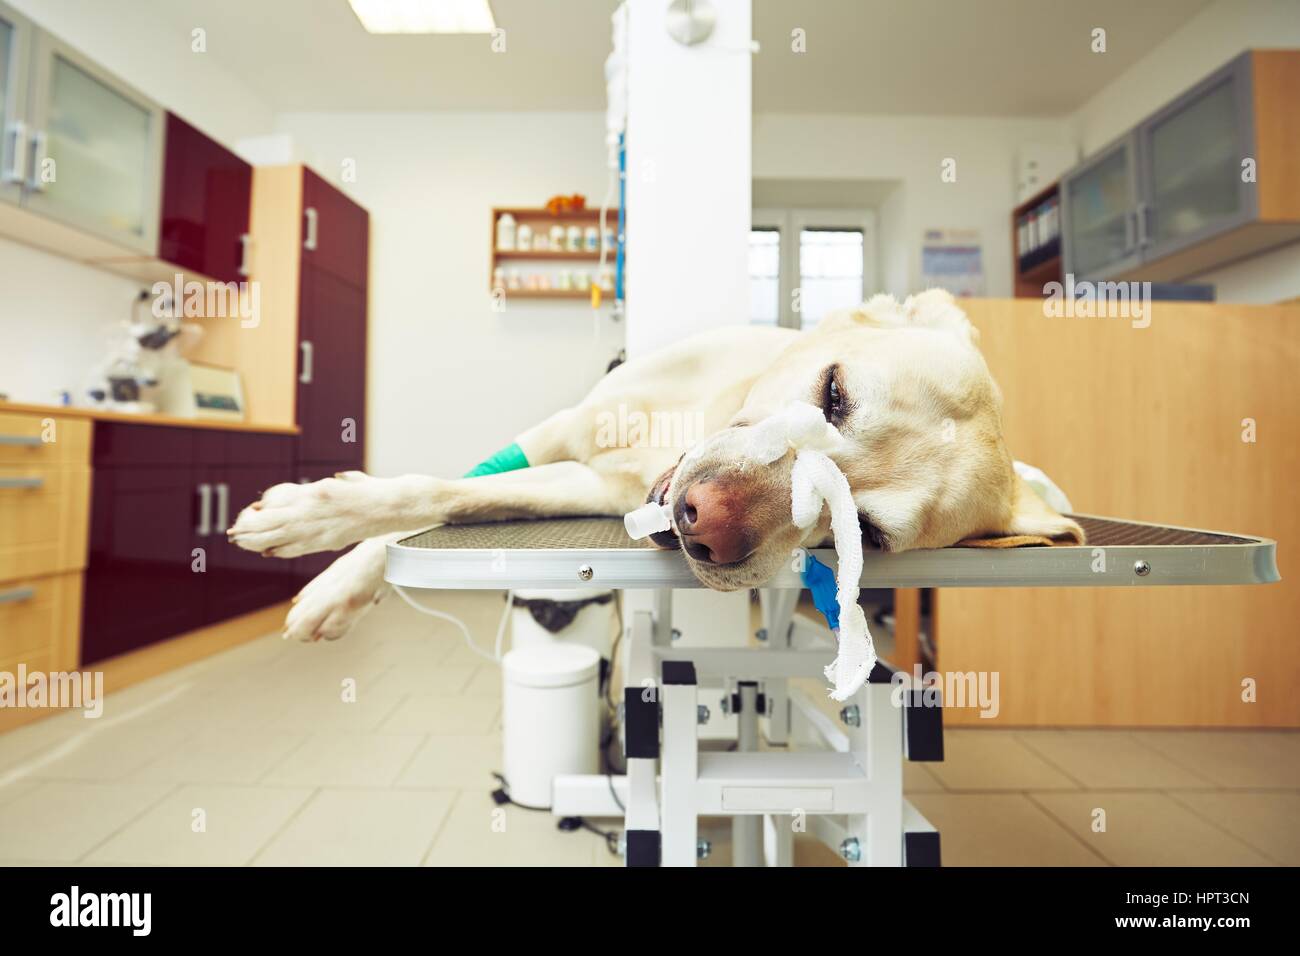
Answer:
495 213 516 251
510 587 614 658
502 645 601 808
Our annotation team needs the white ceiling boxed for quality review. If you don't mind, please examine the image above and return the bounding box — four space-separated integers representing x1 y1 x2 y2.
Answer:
154 0 1213 115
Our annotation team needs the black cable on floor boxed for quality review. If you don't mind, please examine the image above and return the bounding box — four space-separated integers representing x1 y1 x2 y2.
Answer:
490 772 621 857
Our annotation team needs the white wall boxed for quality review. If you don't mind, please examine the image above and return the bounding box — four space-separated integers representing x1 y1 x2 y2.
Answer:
0 236 142 404
275 111 623 479
1068 0 1300 302
0 0 276 404
754 113 1075 298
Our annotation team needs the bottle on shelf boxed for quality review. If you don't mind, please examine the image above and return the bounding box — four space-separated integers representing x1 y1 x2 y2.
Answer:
496 213 517 251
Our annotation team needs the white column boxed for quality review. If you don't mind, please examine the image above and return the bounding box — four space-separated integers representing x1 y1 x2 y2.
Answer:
624 0 753 357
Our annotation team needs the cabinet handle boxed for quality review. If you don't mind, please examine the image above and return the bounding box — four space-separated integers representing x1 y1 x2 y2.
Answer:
0 477 43 490
1 120 27 185
0 586 35 605
0 433 43 446
196 482 213 536
215 482 230 533
304 206 319 251
299 340 314 384
1135 202 1150 247
26 129 47 193
1124 209 1136 253
238 233 252 277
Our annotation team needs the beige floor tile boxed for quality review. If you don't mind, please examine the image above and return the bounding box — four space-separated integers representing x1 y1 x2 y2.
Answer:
1170 791 1300 866
463 665 503 697
1031 791 1274 867
396 734 502 789
907 793 1107 867
96 673 291 733
260 732 424 787
1130 731 1300 788
134 729 308 785
1015 730 1215 789
255 788 455 866
0 781 172 862
86 785 313 866
424 791 607 866
925 730 1081 791
0 711 85 774
262 685 406 733
367 663 477 698
0 777 42 809
20 718 197 782
903 762 946 793
379 694 500 735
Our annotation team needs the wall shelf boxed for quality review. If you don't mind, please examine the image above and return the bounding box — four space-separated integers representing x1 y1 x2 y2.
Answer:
1011 182 1062 298
490 206 621 297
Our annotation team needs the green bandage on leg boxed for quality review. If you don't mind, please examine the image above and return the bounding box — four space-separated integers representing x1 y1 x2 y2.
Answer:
463 442 530 478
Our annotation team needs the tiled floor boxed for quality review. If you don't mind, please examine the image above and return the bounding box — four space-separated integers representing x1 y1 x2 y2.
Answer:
0 591 1297 866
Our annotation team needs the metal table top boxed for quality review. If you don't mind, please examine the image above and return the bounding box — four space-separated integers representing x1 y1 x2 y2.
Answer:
385 513 1279 591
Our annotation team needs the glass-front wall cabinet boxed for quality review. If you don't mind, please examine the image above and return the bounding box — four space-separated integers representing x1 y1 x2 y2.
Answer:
1063 135 1140 280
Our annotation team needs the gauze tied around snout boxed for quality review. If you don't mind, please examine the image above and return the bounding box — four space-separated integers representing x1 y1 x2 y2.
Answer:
623 400 876 701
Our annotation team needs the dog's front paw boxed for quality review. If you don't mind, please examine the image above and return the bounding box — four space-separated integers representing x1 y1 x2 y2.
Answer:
284 537 389 642
228 472 378 557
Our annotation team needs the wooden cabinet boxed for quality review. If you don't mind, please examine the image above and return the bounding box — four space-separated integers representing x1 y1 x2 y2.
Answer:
1062 51 1300 283
159 112 252 284
0 1 33 212
302 166 369 288
81 422 297 665
14 16 164 254
297 258 367 466
0 408 88 732
82 462 206 663
188 164 369 465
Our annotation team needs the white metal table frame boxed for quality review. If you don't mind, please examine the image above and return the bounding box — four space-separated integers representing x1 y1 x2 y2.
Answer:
386 514 1278 867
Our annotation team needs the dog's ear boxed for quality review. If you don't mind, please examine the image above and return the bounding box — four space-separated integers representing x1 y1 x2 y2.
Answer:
814 290 980 347
956 473 1086 549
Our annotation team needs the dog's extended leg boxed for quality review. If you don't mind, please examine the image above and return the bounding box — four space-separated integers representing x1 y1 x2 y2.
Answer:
228 460 647 559
281 532 404 642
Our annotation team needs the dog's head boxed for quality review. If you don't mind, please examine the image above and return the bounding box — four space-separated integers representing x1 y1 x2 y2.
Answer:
646 290 1084 590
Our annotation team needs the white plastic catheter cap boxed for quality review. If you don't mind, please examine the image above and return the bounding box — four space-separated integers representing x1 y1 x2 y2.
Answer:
624 501 673 540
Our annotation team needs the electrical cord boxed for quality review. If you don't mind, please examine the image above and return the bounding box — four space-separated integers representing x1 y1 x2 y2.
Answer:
392 585 512 664
490 772 621 857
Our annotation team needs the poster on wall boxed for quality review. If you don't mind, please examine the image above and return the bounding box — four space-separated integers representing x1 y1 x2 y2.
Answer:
921 229 985 297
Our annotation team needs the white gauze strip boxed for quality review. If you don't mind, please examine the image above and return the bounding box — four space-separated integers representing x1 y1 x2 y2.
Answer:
791 450 876 701
750 402 877 701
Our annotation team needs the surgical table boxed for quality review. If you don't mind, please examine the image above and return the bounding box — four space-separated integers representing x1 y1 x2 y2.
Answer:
386 514 1278 867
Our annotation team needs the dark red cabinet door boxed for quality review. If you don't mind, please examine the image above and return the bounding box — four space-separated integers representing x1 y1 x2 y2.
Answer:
159 112 252 284
207 465 299 622
301 167 369 287
81 465 206 665
297 260 367 466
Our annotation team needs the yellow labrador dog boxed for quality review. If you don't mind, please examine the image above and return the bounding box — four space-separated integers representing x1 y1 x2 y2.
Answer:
229 289 1083 641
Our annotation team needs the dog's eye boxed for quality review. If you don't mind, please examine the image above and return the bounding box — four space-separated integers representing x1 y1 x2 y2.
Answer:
821 366 846 425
